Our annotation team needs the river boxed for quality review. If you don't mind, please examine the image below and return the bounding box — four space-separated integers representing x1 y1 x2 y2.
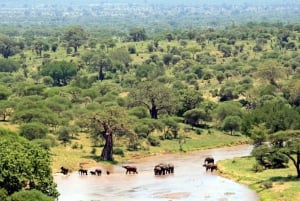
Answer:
54 144 259 201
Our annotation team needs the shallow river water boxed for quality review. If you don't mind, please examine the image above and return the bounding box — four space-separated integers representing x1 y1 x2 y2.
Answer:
54 145 259 201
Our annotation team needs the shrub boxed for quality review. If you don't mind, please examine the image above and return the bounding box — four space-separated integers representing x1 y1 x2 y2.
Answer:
260 181 273 189
113 148 125 157
252 163 264 172
147 136 160 146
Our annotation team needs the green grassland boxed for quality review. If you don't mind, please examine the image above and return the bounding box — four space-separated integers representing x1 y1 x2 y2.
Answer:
218 157 300 201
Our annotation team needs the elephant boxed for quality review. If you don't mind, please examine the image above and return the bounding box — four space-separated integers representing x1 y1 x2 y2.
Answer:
78 168 88 175
203 163 218 172
154 163 174 175
122 165 138 174
204 157 214 164
95 169 102 176
60 166 69 175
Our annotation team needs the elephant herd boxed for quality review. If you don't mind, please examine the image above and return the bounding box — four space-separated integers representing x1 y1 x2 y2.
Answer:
61 157 217 176
153 163 174 175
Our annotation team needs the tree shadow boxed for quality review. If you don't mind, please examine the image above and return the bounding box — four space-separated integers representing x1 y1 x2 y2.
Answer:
268 175 299 182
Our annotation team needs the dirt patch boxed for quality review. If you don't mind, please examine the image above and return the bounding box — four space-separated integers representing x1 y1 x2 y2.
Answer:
271 183 289 192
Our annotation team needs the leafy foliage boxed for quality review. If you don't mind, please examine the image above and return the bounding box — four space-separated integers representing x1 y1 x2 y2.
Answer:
0 128 58 197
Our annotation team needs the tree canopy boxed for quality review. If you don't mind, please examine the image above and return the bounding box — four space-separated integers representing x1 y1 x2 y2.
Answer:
0 128 58 198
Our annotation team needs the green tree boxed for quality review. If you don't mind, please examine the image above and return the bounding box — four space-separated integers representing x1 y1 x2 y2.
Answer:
183 109 207 128
213 101 243 123
19 122 48 140
90 51 112 81
0 58 20 73
0 84 12 100
62 26 88 53
33 40 49 57
129 28 147 42
255 60 285 86
222 115 242 135
0 100 13 121
0 35 21 58
177 89 203 116
109 48 132 67
269 130 300 178
130 81 178 119
89 106 134 161
0 128 58 197
40 61 78 86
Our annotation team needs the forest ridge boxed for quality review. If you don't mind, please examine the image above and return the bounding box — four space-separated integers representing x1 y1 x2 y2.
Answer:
1 0 300 30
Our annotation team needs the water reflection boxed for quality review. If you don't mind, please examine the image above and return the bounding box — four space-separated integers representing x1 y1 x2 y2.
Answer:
55 145 259 201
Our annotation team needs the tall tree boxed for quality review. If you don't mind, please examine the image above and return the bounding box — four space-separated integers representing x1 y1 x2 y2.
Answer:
40 61 78 86
90 106 134 161
270 130 300 178
130 81 178 119
62 26 88 53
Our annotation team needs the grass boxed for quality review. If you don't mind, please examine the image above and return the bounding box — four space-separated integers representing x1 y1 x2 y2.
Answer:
218 156 300 201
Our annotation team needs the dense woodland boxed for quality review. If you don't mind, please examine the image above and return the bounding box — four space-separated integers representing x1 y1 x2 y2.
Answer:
1 1 300 200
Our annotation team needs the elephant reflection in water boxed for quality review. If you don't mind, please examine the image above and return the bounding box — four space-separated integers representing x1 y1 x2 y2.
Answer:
154 163 174 175
203 163 218 172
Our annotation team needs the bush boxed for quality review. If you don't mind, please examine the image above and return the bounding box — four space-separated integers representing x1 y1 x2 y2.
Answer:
147 136 160 146
260 181 273 189
252 163 264 172
9 190 54 201
19 122 48 140
113 148 125 157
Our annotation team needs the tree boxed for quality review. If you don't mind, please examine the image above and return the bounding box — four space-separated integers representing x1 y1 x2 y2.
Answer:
0 100 14 121
183 109 208 128
89 106 134 161
213 101 243 123
177 89 203 116
222 115 242 135
0 84 12 100
0 58 20 73
90 51 112 81
0 35 21 58
129 28 147 42
33 40 49 57
62 26 88 53
270 130 300 178
130 81 178 119
109 48 132 67
255 60 285 86
40 61 78 86
0 128 58 197
19 122 48 140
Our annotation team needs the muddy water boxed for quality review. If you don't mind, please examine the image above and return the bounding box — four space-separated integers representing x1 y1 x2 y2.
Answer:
54 145 259 201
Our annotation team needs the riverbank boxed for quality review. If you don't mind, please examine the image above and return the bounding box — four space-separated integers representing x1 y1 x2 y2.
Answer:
51 131 252 173
217 156 300 201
